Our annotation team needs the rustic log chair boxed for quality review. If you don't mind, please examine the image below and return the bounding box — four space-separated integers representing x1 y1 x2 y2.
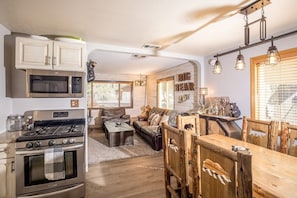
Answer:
241 116 279 150
162 122 187 198
176 114 200 195
191 134 253 198
280 122 297 156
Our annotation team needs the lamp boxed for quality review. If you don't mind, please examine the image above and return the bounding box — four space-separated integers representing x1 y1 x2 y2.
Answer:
199 87 208 104
234 47 246 70
135 74 146 86
265 36 281 65
199 87 208 113
212 57 222 74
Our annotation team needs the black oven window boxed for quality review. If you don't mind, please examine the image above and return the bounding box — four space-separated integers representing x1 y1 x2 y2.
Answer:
30 75 68 93
24 151 77 186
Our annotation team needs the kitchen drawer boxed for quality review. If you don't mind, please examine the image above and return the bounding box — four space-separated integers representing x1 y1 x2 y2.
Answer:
0 143 15 159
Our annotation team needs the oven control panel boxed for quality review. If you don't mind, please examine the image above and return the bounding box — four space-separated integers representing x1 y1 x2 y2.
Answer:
16 136 84 150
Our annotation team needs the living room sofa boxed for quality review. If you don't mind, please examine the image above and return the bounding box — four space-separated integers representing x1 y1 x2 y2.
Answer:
101 107 131 125
133 106 179 151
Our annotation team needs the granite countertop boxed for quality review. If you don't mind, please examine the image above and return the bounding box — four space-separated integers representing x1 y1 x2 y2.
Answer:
0 131 24 144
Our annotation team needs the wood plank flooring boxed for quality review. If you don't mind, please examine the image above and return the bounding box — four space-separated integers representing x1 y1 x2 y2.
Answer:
85 150 165 198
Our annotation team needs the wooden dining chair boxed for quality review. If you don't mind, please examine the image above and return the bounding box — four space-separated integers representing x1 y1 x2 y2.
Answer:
280 122 297 157
162 122 187 198
241 116 278 150
176 114 200 195
191 134 253 198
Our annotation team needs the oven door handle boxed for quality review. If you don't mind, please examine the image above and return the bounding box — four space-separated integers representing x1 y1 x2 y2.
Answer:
16 144 84 155
17 183 84 198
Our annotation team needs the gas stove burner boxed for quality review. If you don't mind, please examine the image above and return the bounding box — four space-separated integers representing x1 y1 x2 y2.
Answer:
17 110 85 142
16 119 85 142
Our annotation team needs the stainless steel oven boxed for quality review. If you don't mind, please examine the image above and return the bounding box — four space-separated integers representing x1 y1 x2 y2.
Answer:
15 109 86 198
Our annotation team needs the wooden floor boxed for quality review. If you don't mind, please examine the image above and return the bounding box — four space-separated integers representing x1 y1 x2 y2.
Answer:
85 149 165 198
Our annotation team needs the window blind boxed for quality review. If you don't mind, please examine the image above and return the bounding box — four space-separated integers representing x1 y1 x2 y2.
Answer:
253 48 297 124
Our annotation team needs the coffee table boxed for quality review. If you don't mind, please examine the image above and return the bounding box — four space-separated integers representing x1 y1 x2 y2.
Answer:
103 121 134 147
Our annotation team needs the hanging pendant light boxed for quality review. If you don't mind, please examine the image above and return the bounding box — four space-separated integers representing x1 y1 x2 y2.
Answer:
135 73 146 86
212 57 222 74
265 36 281 65
235 47 246 70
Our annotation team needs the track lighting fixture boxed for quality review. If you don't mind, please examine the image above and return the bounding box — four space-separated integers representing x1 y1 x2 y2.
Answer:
265 36 281 65
209 0 289 74
235 48 246 70
212 57 222 74
259 7 267 41
244 14 250 46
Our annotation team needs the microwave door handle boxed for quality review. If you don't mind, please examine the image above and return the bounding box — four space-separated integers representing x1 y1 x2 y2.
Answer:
17 183 84 198
16 144 84 155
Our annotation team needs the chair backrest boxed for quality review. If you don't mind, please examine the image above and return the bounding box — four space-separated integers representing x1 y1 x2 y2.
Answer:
241 116 278 150
176 114 200 194
280 122 297 157
162 122 187 198
191 134 253 198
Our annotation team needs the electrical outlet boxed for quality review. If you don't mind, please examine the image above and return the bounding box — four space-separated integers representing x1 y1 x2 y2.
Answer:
71 99 79 107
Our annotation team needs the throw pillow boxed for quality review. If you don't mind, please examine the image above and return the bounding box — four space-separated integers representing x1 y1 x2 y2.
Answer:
159 114 169 126
147 113 156 124
150 114 161 126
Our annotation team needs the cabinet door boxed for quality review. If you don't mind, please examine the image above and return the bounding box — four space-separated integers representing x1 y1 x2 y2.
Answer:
208 120 225 135
53 41 86 71
0 158 15 198
15 37 53 70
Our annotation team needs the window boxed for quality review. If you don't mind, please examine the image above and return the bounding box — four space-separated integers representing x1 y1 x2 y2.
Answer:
87 81 133 108
251 48 297 124
157 77 174 109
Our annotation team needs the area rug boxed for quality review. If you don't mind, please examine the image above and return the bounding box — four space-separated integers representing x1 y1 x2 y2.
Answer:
88 132 162 165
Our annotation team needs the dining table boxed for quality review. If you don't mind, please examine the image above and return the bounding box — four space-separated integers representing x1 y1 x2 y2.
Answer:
197 134 297 198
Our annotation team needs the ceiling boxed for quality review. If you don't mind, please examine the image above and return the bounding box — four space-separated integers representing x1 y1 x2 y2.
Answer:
1 0 297 74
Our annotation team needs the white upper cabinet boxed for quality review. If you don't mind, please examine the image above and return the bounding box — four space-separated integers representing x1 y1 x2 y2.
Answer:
15 37 53 70
15 37 86 71
53 41 86 71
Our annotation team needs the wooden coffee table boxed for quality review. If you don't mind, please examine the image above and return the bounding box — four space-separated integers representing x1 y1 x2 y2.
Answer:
103 121 134 147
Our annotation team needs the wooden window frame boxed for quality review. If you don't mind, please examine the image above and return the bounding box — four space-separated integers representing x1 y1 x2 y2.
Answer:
157 76 175 109
251 48 297 122
87 80 134 109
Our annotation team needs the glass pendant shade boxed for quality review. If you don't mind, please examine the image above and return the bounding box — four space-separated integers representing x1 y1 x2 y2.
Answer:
235 50 246 70
212 58 222 74
265 37 281 65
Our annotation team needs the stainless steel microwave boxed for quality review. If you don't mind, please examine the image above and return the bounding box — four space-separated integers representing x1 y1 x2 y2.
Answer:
26 69 85 98
6 68 85 98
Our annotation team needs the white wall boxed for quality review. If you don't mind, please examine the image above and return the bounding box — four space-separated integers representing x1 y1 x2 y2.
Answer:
11 98 87 114
204 34 297 125
0 25 12 133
